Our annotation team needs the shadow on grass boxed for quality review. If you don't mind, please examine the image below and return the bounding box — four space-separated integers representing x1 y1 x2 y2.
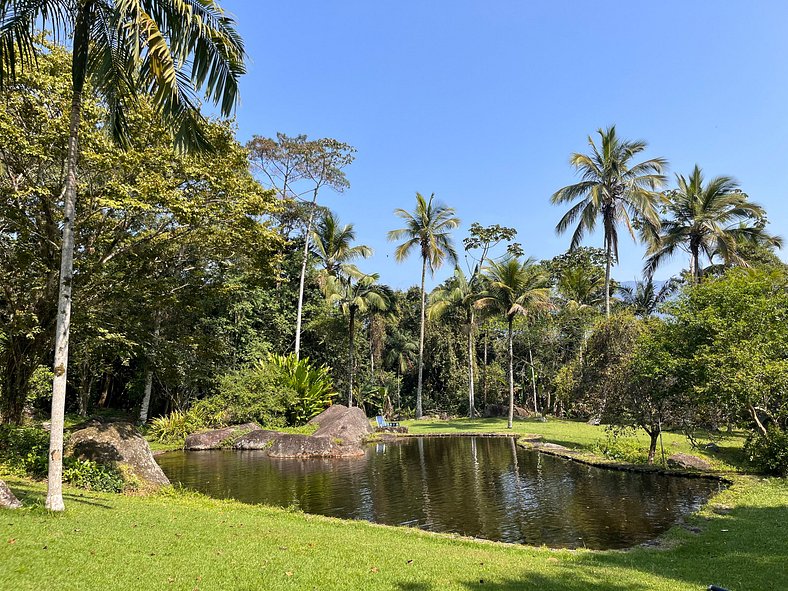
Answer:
6 479 114 510
459 571 653 591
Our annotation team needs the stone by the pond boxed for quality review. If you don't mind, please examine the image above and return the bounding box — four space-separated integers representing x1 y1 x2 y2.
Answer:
667 453 712 471
266 434 365 458
233 429 282 450
0 479 22 509
68 421 169 488
184 423 260 450
310 405 373 444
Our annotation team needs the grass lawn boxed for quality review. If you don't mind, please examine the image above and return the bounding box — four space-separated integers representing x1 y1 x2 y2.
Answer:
1 418 785 591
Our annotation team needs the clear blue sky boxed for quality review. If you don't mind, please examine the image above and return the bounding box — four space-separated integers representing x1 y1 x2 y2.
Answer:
219 0 788 290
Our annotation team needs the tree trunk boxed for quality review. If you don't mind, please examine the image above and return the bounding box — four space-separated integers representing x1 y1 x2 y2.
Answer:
138 314 161 424
468 309 475 419
604 233 612 317
294 188 319 360
416 257 427 419
527 331 538 415
647 428 660 465
689 239 700 284
507 317 514 429
347 308 356 407
47 89 86 513
482 327 488 407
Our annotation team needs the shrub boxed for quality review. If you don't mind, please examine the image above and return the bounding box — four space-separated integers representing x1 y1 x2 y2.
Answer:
744 428 788 476
0 425 49 477
62 458 126 493
593 429 650 464
148 409 207 444
268 353 336 424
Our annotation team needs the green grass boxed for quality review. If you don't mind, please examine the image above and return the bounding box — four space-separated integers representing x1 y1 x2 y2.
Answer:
402 417 747 470
1 417 784 590
1 476 786 590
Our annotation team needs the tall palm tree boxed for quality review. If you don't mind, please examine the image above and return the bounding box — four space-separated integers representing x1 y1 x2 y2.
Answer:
325 273 391 406
551 126 667 316
311 210 372 283
645 165 782 282
476 258 551 428
429 267 483 418
388 192 460 418
0 0 245 511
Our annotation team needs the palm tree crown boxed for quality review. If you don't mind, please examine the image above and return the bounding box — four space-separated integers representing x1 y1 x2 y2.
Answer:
645 165 782 282
311 210 372 280
551 125 667 315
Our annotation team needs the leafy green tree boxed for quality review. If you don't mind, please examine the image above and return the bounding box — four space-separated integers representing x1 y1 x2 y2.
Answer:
551 126 667 316
0 2 245 510
388 192 460 418
325 273 391 406
645 165 782 282
477 258 551 428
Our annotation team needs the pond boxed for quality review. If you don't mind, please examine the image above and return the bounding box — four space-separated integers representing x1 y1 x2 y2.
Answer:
156 436 722 549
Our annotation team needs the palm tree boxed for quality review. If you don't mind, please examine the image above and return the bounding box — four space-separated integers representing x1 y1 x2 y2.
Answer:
551 126 667 316
388 192 460 418
384 330 417 415
618 278 677 317
429 267 483 418
645 165 782 282
556 265 606 310
476 258 551 428
325 273 391 406
0 1 245 511
311 210 372 283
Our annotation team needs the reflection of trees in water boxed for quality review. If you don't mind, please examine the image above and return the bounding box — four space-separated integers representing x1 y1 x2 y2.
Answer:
158 439 721 549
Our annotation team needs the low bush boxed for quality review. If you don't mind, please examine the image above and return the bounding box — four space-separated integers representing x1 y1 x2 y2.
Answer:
62 458 126 493
0 425 49 477
744 427 788 476
148 408 207 444
593 429 650 464
268 353 336 424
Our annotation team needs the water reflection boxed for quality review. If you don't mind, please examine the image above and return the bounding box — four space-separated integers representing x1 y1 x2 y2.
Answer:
157 437 722 549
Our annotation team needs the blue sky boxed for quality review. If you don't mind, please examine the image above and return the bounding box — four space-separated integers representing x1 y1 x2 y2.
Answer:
219 0 788 290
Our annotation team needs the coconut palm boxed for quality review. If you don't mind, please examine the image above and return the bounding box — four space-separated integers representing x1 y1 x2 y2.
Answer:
429 267 484 418
618 278 677 317
645 165 782 282
551 126 667 316
311 210 372 283
325 273 391 406
476 258 551 428
384 330 417 415
0 0 245 511
388 192 460 418
556 265 606 310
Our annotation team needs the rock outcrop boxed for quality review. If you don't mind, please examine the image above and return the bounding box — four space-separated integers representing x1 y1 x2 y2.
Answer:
667 453 712 471
67 421 169 488
233 429 282 450
267 434 365 458
0 480 21 509
184 423 260 450
311 405 373 445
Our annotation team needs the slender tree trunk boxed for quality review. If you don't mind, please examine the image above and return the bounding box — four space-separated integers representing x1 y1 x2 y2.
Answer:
138 313 161 424
294 188 319 360
468 309 475 418
647 428 660 465
604 234 612 317
690 240 700 284
507 317 514 429
529 344 538 415
482 327 488 408
46 88 85 513
347 309 356 407
416 257 427 419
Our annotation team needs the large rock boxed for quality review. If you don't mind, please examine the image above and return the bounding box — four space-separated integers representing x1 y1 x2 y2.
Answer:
667 453 713 471
0 479 21 509
184 423 260 450
267 434 365 458
233 429 282 450
67 421 169 488
310 405 374 444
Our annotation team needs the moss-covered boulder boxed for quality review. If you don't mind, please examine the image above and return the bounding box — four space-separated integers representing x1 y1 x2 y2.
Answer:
184 423 260 450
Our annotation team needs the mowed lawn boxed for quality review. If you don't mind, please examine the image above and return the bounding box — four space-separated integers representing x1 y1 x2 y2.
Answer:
1 418 786 591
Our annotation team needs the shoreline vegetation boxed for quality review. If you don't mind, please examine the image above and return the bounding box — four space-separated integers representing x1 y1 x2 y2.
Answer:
3 417 786 591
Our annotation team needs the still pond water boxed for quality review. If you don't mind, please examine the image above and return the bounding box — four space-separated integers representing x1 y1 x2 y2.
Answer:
157 436 721 549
